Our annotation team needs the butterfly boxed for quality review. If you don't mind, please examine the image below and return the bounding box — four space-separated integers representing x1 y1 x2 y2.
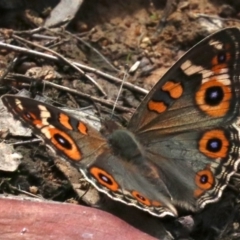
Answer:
2 27 240 218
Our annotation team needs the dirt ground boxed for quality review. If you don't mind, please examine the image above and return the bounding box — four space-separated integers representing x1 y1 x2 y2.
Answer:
1 0 240 239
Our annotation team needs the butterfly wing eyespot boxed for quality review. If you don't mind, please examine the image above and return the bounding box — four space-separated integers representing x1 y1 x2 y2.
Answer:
44 127 82 161
211 51 231 74
198 129 229 159
131 190 151 206
195 79 232 117
194 168 214 198
89 167 119 191
53 132 72 149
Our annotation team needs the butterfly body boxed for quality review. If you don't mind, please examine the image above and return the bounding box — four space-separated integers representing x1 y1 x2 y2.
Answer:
2 27 240 218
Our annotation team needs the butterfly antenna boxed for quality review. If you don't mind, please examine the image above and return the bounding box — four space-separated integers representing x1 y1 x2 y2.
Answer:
110 69 128 119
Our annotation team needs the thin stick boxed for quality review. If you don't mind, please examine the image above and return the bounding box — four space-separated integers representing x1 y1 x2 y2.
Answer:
8 184 43 199
111 70 127 118
13 139 41 146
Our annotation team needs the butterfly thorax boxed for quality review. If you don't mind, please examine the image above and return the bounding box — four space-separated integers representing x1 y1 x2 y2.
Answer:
108 129 145 161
